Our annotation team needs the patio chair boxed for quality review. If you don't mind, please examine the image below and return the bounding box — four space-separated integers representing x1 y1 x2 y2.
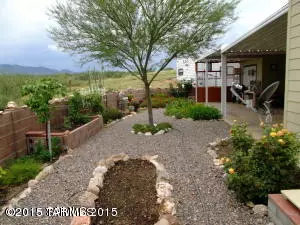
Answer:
230 81 280 124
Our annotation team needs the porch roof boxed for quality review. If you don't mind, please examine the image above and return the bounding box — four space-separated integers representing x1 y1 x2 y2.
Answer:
197 4 288 63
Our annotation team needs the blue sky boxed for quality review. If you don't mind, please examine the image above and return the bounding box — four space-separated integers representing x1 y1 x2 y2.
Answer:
0 0 288 72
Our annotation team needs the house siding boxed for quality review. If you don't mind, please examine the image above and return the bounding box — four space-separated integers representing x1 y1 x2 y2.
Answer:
284 0 300 132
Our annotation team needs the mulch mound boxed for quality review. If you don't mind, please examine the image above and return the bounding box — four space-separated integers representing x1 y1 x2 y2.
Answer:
92 159 159 225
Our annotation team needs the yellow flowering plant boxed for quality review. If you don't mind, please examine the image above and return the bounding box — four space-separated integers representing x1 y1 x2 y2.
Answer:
225 122 300 204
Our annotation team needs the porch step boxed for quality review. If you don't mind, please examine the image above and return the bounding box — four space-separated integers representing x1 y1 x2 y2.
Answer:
281 190 300 210
268 194 300 225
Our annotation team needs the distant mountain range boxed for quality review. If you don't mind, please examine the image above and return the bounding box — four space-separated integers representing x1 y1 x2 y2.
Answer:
0 64 73 75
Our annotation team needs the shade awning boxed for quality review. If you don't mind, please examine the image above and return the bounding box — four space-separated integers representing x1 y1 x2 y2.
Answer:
197 5 288 63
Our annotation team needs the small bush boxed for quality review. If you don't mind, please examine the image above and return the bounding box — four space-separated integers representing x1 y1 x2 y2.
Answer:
0 157 41 185
84 92 104 114
165 98 221 120
188 104 221 120
140 93 173 108
132 122 172 134
129 98 142 112
102 108 123 124
230 122 255 153
169 80 193 98
65 91 92 129
33 137 63 162
224 124 300 204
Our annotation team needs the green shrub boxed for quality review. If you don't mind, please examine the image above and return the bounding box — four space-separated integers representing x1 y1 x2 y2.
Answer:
165 98 221 120
188 104 221 120
102 108 123 124
129 98 142 112
140 93 173 108
84 92 104 114
33 137 63 162
65 92 91 128
132 122 172 134
224 124 300 204
165 98 194 118
230 122 254 153
169 80 193 98
0 157 41 185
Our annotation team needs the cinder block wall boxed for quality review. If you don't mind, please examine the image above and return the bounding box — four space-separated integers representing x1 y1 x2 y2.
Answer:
0 104 68 164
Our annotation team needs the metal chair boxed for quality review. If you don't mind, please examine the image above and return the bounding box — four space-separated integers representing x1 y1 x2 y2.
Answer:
230 81 280 124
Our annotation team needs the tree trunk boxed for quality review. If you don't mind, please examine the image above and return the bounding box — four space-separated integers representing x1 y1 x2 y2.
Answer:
144 83 154 125
47 120 53 161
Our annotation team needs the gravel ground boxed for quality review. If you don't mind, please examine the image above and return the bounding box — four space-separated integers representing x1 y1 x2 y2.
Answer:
0 109 269 225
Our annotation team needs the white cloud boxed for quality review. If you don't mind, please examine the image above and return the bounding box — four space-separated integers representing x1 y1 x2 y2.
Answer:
0 0 55 42
48 44 62 52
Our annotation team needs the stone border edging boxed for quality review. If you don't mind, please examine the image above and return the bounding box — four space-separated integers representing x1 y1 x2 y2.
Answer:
71 153 180 225
206 137 269 220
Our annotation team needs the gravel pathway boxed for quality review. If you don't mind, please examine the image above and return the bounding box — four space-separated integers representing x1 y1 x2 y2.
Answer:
0 109 268 225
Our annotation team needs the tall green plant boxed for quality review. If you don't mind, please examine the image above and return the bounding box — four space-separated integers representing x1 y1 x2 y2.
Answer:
49 0 238 125
22 78 66 160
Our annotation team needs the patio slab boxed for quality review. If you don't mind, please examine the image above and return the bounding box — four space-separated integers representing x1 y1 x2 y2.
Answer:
210 102 283 139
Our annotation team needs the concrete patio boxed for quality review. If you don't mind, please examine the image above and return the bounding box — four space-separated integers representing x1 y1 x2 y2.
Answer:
210 102 284 139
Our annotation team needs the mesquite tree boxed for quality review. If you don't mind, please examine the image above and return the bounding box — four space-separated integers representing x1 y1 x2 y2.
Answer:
22 79 66 160
49 0 238 125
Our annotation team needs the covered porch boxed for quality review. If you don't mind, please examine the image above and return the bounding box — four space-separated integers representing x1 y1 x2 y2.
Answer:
196 5 288 119
210 102 283 138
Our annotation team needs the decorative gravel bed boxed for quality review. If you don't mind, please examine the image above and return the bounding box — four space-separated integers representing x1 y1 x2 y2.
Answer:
0 109 271 225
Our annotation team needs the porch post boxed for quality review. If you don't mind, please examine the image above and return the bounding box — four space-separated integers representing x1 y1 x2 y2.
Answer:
205 61 209 104
221 54 227 118
195 62 198 103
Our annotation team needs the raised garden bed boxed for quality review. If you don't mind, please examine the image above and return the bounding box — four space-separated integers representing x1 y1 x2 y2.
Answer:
71 154 180 225
26 115 103 150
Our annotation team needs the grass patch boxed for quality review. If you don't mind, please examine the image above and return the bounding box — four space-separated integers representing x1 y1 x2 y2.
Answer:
0 157 41 185
132 122 172 134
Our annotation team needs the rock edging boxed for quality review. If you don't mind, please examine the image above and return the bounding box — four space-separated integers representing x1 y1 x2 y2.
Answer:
206 137 269 222
71 153 180 225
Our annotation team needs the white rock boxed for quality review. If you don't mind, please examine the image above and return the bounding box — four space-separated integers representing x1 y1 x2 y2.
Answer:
35 165 54 181
213 159 221 166
137 132 143 135
207 149 217 158
253 204 268 217
93 166 107 176
209 142 217 147
160 198 176 215
110 153 129 162
145 132 152 136
87 177 101 195
155 130 165 135
131 130 135 134
154 218 170 225
79 191 98 208
19 188 31 199
156 181 173 199
28 179 38 188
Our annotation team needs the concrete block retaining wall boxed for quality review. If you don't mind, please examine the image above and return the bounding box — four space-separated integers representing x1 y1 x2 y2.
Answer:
0 104 67 164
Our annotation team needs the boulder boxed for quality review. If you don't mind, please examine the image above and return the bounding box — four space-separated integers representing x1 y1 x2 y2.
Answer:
79 191 98 208
253 204 268 217
35 165 54 181
154 218 170 225
28 179 38 188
